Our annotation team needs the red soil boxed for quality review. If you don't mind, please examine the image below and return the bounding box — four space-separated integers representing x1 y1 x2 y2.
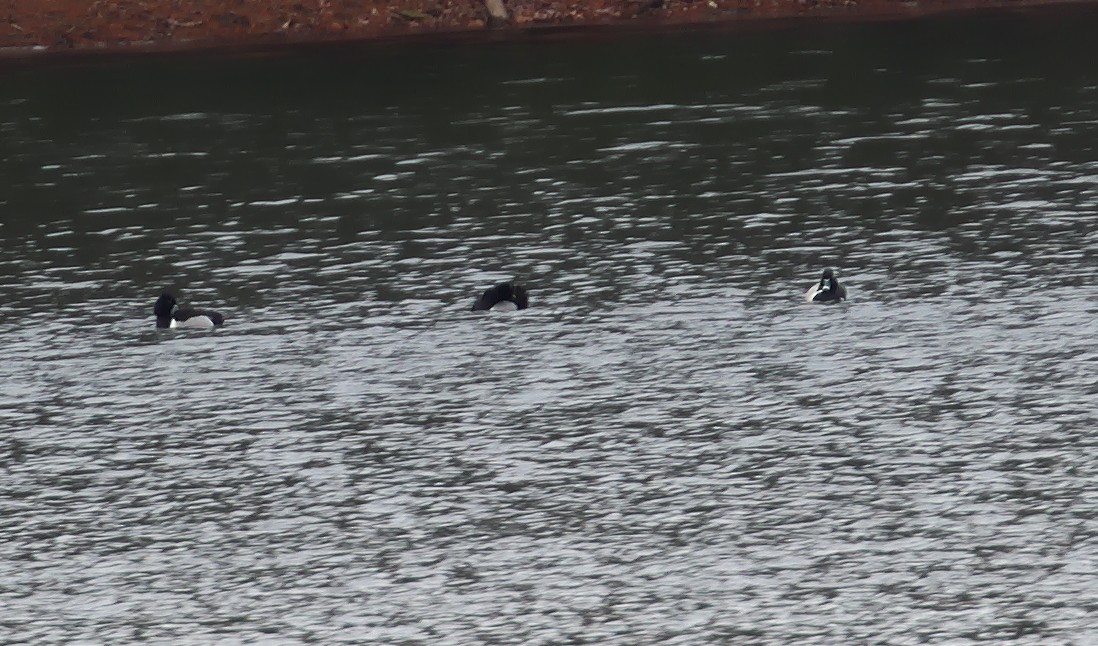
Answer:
0 0 1084 55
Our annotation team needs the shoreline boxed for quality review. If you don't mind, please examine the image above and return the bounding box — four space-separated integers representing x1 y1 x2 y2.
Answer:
0 0 1092 61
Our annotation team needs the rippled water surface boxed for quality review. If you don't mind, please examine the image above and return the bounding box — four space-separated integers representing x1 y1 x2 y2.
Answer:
2 6 1097 645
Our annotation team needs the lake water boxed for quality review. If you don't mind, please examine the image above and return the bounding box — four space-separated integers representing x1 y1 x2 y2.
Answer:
1 5 1096 645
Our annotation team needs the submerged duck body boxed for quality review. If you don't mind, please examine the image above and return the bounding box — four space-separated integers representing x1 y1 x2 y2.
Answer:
805 269 847 303
472 282 529 312
154 292 225 328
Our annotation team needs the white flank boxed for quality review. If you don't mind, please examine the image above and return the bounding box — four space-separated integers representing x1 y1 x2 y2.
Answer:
171 316 216 329
490 301 519 312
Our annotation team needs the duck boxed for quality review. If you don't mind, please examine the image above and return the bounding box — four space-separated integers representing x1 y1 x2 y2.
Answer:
471 281 528 312
805 268 847 303
154 291 225 328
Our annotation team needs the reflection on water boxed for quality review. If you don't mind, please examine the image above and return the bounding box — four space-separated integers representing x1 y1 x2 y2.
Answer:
2 6 1097 645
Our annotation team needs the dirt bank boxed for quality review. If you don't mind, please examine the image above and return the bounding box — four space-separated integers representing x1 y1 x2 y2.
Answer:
0 0 1087 55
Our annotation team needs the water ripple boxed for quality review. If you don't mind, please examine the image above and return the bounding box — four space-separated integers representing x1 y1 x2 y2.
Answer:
2 10 1097 645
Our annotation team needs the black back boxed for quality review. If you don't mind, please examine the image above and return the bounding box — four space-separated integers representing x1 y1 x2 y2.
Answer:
472 282 529 311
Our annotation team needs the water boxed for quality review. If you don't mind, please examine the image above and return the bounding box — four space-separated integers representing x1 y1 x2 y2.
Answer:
2 6 1097 645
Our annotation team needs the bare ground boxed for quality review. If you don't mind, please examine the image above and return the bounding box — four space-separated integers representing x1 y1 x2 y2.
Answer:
0 0 1086 55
